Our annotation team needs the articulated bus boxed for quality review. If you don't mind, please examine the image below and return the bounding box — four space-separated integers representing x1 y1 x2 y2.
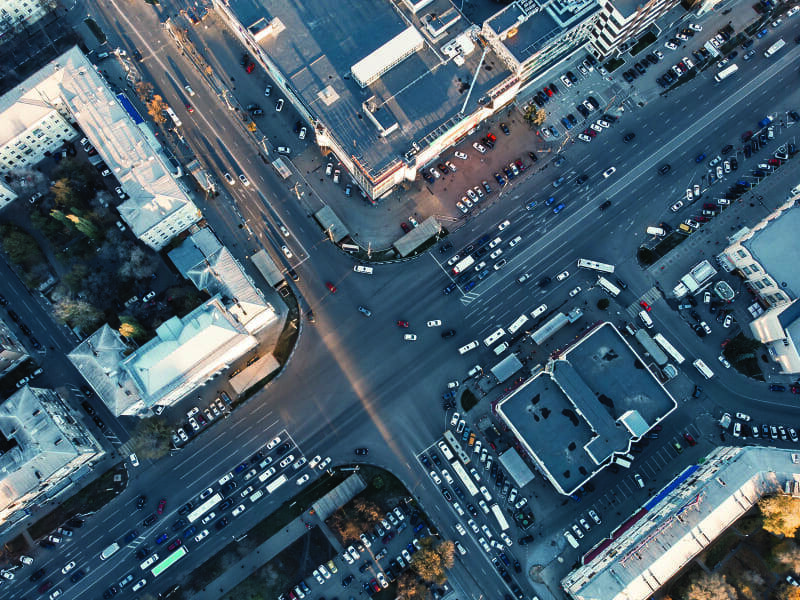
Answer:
596 276 621 297
443 430 470 465
490 503 510 531
653 333 686 365
151 546 188 578
187 493 222 523
449 460 479 497
714 64 738 82
576 258 615 273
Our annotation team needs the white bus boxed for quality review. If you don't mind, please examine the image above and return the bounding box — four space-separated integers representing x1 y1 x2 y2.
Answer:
693 358 715 379
507 314 529 335
764 38 785 58
714 64 738 82
490 503 510 531
653 333 686 365
266 474 288 493
452 256 475 275
596 276 621 297
577 258 615 273
443 431 470 464
187 492 222 523
164 106 183 128
449 461 479 497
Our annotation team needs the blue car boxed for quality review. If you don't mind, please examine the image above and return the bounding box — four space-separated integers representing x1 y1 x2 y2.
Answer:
504 167 515 181
756 28 768 38
156 533 168 545
553 203 566 214
442 390 456 401
695 153 706 163
525 200 537 210
545 196 555 206
443 283 456 295
463 281 476 292
494 172 506 186
561 117 573 130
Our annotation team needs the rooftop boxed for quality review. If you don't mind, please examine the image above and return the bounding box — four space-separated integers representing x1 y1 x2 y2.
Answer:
563 446 800 600
743 203 800 301
233 0 511 178
496 323 677 495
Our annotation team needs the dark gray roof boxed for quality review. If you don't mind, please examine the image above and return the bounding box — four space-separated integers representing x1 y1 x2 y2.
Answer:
743 203 800 300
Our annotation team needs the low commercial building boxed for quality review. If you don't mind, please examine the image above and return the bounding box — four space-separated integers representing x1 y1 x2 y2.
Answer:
563 446 800 600
0 386 104 526
0 46 201 249
718 194 800 373
496 322 677 496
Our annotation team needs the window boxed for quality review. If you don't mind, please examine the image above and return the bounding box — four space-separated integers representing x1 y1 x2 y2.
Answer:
742 267 751 275
754 281 765 289
737 249 747 258
750 264 759 272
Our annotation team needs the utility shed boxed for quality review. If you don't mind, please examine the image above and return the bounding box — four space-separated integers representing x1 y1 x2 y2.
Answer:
251 250 285 288
499 448 536 488
314 206 349 243
491 353 523 383
393 217 442 257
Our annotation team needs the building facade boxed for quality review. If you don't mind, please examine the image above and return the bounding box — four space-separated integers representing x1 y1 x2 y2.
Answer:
588 0 681 59
0 0 51 36
0 386 104 525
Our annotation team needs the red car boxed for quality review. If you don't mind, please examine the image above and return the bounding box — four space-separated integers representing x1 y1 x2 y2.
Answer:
185 103 193 113
400 222 411 233
246 62 255 74
168 538 182 551
370 579 381 593
544 87 553 97
157 498 167 514
720 338 730 348
487 132 497 142
397 320 409 328
741 130 753 142
683 432 697 446
791 386 800 395
768 158 781 166
325 282 337 293
639 301 651 312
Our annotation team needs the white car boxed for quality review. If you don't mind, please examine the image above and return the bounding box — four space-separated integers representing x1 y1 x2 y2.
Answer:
267 436 281 449
686 189 693 202
455 523 467 536
590 123 603 133
466 189 477 202
473 142 487 154
489 237 502 248
556 270 569 281
132 579 148 592
309 455 322 469
580 518 591 530
319 564 331 579
602 167 616 178
342 550 354 564
189 417 199 431
313 570 325 585
498 220 511 231
500 532 513 547
194 529 210 542
377 573 388 588
427 320 442 327
318 457 332 470
735 412 751 421
456 201 468 214
403 334 417 341
560 74 572 87
447 380 459 389
468 519 480 534
508 235 522 247
281 245 293 258
462 197 473 209
347 545 360 560
429 470 442 484
689 23 702 31
296 473 310 485
401 549 411 563
441 469 454 484
129 453 139 467
719 355 731 369
569 286 582 297
693 184 701 198
596 119 610 128
578 134 592 143
201 512 216 525
479 537 491 553
454 151 468 160
279 455 295 468
589 510 602 525
360 533 372 548
634 473 645 487
61 561 76 574
239 174 250 186
450 412 460 427
232 504 246 517
489 248 503 260
671 200 684 212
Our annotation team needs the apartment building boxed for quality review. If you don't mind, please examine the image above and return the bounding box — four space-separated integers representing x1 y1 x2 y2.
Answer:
588 0 681 59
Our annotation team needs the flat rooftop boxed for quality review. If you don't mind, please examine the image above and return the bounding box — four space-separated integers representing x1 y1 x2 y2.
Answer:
744 203 800 300
497 323 677 495
234 0 511 177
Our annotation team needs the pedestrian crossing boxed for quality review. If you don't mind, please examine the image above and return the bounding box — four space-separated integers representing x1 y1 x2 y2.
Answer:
625 286 661 318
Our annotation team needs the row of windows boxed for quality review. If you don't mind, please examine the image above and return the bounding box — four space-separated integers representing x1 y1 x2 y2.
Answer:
741 263 761 275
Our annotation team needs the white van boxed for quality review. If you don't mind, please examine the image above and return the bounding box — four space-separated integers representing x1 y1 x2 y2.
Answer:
139 553 159 570
459 341 479 354
483 328 505 347
494 342 508 356
531 304 547 318
353 265 373 274
646 226 666 237
100 542 120 560
467 365 482 378
437 441 455 461
564 531 579 548
218 472 234 486
638 310 654 329
249 489 265 503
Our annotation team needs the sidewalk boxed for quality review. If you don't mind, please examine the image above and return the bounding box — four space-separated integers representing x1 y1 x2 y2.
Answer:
193 515 309 600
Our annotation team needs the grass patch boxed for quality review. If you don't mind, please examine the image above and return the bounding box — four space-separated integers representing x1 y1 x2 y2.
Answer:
665 561 705 600
461 389 479 412
83 17 106 44
701 530 740 568
630 31 657 56
737 513 763 535
221 527 335 600
28 462 126 539
603 57 624 73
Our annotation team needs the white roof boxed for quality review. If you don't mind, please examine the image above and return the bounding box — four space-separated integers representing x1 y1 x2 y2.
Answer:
350 26 424 87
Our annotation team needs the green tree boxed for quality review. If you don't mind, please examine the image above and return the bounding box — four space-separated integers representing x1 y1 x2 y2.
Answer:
54 298 104 331
130 417 172 460
597 298 610 310
760 495 800 538
118 247 158 281
64 264 90 293
773 540 800 573
119 316 147 340
0 225 45 268
724 333 762 363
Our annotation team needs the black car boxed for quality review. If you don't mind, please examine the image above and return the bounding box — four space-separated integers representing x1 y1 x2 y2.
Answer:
658 164 671 175
221 481 237 496
599 200 612 210
634 62 646 74
443 283 456 295
622 71 634 83
0 294 7 305
355 447 369 455
567 71 578 83
721 144 734 155
7 310 20 322
67 517 85 528
513 560 521 573
467 503 478 517
171 518 187 532
215 517 229 530
342 575 354 588
276 442 291 455
30 568 46 582
123 529 139 543
500 122 510 135
70 569 86 583
143 514 157 527
615 278 627 290
103 584 119 599
441 488 453 501
575 174 588 185
81 400 96 416
135 546 150 560
538 276 551 287
567 113 577 125
39 540 56 549
178 502 193 516
623 132 636 142
576 104 589 118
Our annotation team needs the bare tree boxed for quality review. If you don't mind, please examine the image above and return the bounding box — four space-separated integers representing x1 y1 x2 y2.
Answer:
778 585 800 600
131 418 172 460
396 572 426 600
147 94 167 124
135 81 154 102
686 573 737 600
118 247 159 281
53 298 104 331
411 539 455 584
